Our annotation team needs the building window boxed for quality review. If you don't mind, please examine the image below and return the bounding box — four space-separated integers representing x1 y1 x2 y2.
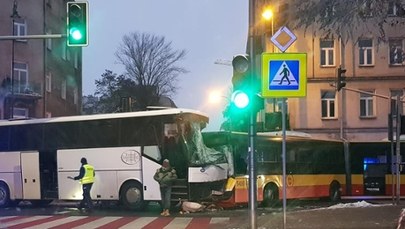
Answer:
67 48 71 61
73 88 78 105
46 72 52 92
62 41 67 60
13 62 28 94
321 91 336 118
323 4 336 18
391 89 404 115
320 39 335 67
266 98 287 112
74 52 79 69
61 80 66 100
360 91 375 117
388 2 405 16
389 39 404 65
13 20 26 42
46 29 52 50
359 0 373 17
13 21 26 36
359 39 373 66
12 107 28 119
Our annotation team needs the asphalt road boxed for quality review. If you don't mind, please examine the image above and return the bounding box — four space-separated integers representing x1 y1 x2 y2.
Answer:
214 200 405 229
1 199 403 228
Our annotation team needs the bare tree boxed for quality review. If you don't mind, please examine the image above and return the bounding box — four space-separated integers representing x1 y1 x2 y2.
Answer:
115 32 187 109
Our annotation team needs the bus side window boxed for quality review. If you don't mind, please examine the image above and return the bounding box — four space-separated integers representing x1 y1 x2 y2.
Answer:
142 124 163 161
144 146 162 161
0 126 10 151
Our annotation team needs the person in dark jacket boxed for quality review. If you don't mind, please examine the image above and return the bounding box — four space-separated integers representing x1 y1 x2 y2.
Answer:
154 159 177 216
68 157 95 211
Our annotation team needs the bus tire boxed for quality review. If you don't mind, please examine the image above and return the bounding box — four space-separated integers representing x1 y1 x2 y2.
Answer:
262 183 279 207
120 181 145 211
329 181 341 202
0 182 11 208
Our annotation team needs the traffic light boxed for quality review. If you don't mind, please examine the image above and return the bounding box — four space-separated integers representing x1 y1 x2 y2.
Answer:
67 1 88 46
231 54 250 112
230 54 264 113
231 90 250 109
232 54 249 89
336 67 347 91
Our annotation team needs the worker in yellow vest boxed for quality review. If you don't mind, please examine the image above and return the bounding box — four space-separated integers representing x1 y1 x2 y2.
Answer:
68 157 95 211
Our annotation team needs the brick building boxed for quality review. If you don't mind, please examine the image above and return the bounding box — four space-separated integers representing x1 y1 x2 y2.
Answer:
0 0 82 119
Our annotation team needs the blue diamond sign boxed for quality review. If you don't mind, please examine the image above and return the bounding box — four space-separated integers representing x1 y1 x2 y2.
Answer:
262 53 307 98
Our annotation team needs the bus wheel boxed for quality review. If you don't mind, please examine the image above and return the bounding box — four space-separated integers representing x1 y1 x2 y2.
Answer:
262 183 279 207
0 182 11 208
329 182 341 202
120 182 145 211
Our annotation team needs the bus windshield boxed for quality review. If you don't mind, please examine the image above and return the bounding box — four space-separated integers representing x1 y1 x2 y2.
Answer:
181 122 230 166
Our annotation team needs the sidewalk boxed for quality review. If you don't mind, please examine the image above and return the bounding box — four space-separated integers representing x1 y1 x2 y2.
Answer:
214 202 405 229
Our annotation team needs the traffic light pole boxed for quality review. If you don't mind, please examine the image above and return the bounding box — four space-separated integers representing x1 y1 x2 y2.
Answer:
248 0 257 228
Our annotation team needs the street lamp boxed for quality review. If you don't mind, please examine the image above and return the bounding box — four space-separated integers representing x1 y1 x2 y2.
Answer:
208 90 224 104
10 0 21 119
262 8 274 52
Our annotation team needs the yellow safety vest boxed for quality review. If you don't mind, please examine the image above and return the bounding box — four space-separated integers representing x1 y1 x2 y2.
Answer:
80 164 95 184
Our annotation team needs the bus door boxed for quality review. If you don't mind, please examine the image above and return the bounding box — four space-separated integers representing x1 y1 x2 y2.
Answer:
142 146 162 201
21 151 41 199
363 157 386 195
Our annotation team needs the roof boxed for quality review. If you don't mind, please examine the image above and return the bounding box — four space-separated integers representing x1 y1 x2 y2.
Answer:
0 107 209 127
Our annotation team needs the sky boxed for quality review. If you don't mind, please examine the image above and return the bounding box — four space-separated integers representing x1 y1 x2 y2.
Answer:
82 1 248 131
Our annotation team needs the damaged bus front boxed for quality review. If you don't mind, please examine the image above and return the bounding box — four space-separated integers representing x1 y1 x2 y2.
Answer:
166 120 234 202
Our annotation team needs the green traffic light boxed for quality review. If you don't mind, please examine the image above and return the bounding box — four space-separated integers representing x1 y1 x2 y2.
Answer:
232 90 250 109
67 2 88 46
70 27 83 40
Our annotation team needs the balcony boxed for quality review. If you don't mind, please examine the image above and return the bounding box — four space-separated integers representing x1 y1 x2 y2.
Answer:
2 80 42 100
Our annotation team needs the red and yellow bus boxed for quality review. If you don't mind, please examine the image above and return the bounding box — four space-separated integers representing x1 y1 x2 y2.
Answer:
202 131 405 207
348 141 404 197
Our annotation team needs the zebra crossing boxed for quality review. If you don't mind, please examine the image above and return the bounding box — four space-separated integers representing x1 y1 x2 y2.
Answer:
0 215 230 229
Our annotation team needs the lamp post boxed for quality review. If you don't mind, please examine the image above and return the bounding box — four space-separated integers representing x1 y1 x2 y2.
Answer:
10 0 21 119
262 8 274 52
261 8 275 128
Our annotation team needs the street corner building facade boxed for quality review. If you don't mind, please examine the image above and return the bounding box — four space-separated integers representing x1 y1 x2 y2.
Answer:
254 0 405 142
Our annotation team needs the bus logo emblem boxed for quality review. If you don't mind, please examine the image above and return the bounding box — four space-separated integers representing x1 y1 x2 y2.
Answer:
121 150 141 165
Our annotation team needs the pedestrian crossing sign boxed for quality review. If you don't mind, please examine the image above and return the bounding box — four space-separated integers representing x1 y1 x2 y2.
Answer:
262 53 307 97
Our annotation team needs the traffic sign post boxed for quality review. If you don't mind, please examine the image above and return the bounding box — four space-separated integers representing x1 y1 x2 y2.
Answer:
264 26 307 228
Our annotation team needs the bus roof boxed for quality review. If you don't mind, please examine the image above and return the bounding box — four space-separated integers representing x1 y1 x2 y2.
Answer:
0 108 209 126
257 131 312 138
203 131 344 143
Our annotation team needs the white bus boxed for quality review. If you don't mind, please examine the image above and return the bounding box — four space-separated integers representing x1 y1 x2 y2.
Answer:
0 108 232 210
